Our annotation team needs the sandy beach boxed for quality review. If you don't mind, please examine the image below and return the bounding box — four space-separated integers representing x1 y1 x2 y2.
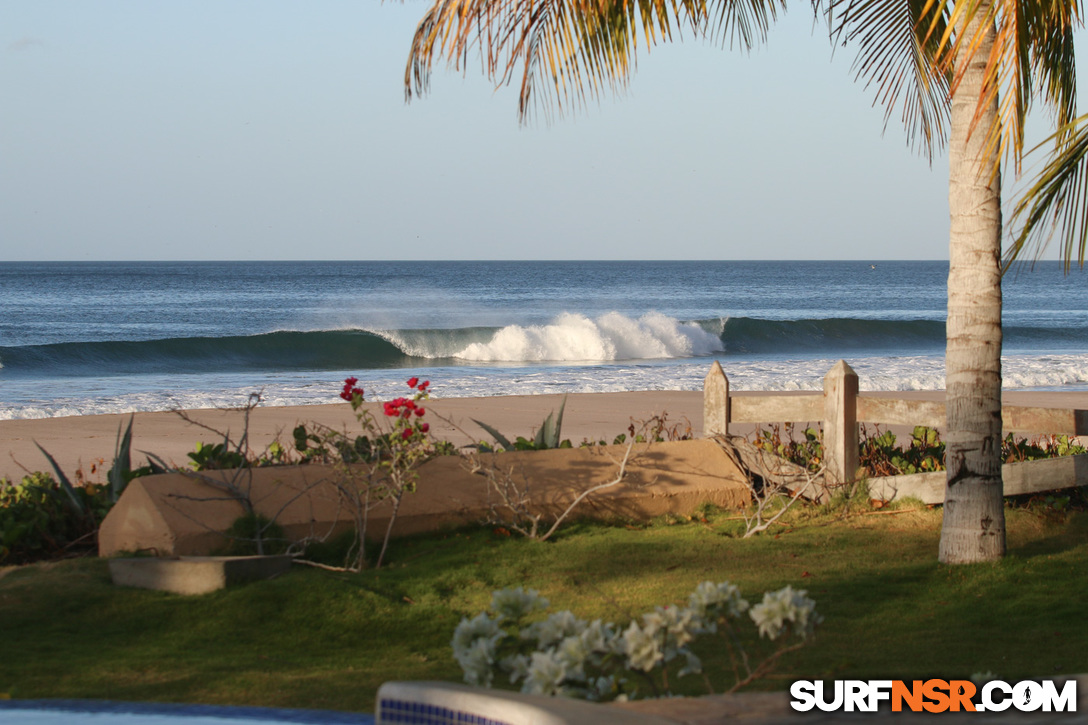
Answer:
3 388 1088 483
0 391 701 482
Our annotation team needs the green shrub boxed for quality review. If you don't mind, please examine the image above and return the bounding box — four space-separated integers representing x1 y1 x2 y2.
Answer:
217 513 290 556
753 423 824 472
759 424 1087 479
860 426 945 476
188 440 247 471
0 473 112 564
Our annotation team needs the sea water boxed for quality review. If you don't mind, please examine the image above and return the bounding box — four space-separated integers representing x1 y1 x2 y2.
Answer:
1 260 1087 419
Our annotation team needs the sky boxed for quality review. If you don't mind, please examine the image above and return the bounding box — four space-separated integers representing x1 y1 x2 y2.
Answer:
1 1 1084 262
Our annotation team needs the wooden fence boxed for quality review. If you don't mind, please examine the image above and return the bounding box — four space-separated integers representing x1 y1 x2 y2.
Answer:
702 360 1088 504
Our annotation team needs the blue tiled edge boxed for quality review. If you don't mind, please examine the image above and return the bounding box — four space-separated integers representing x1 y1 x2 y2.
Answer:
378 697 512 725
0 699 374 724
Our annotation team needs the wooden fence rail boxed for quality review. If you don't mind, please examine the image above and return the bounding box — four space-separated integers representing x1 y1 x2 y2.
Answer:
702 360 1088 503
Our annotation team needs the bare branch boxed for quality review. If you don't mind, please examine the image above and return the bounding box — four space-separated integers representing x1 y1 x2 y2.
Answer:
538 438 637 540
713 434 822 538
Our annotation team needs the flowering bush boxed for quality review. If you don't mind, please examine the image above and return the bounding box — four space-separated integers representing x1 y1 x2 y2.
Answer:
451 581 819 701
309 376 441 570
340 375 432 447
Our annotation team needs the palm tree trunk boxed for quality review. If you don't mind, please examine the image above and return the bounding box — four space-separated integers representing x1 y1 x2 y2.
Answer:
939 0 1006 563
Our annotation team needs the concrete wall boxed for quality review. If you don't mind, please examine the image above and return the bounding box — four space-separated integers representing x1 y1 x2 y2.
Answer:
98 439 751 557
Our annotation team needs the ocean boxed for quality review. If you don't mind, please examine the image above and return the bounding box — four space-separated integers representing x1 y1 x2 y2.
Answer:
2 260 1087 419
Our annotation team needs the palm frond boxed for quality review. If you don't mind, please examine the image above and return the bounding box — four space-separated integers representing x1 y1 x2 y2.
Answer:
981 0 1025 172
1007 114 1088 270
946 0 1078 178
707 0 786 48
1021 0 1077 128
406 0 783 122
817 0 953 159
984 0 1075 175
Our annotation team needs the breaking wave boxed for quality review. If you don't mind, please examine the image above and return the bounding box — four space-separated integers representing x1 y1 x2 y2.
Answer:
0 313 1083 378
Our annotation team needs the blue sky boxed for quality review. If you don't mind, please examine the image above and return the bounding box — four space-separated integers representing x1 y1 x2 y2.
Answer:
1 1 1081 261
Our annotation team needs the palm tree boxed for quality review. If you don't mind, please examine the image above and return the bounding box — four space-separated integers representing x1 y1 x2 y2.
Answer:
933 0 1007 563
803 0 1079 563
404 0 1081 563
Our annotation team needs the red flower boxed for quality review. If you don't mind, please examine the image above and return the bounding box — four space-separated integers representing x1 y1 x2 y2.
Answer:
407 377 419 389
401 428 413 440
418 380 430 391
384 397 415 416
415 407 425 417
401 408 412 419
340 377 363 401
419 422 430 433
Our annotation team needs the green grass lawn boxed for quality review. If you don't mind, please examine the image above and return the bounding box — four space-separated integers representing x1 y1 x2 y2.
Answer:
2 505 1086 714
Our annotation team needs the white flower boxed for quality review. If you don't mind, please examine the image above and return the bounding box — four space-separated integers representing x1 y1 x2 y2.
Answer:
451 582 816 701
491 587 549 621
451 612 506 686
622 620 664 672
749 592 790 639
500 654 530 684
688 580 749 626
451 611 505 654
456 637 498 687
789 590 820 638
639 609 666 636
749 586 820 640
651 605 699 655
579 619 621 657
556 634 591 680
523 610 586 648
522 650 569 695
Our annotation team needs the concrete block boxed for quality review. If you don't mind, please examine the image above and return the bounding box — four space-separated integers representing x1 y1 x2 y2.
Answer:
99 440 752 557
108 555 293 595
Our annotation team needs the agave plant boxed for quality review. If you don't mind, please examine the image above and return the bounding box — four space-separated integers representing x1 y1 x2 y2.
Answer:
473 395 570 451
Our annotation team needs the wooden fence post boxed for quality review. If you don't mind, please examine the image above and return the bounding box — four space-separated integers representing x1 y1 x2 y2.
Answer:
704 361 730 437
824 360 859 485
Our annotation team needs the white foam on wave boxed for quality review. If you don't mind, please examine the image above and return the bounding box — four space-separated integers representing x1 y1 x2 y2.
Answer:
454 312 724 362
2 352 1088 420
370 328 472 359
721 353 1088 393
1002 354 1088 388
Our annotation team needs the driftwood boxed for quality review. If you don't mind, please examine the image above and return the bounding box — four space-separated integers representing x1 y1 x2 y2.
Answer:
711 435 827 503
711 435 826 538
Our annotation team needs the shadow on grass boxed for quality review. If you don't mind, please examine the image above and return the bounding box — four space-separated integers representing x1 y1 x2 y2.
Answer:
0 510 1084 709
1006 510 1088 559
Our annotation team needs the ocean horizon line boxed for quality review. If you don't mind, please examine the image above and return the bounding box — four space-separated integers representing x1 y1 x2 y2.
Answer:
0 258 958 265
